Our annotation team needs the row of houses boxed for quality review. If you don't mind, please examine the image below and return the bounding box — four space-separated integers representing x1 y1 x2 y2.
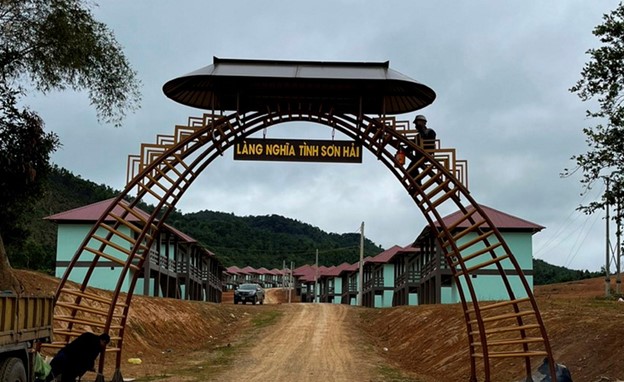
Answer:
223 266 290 289
47 200 541 308
291 205 542 307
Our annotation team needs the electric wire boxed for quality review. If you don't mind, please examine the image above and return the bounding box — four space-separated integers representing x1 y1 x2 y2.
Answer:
564 210 601 269
534 182 603 257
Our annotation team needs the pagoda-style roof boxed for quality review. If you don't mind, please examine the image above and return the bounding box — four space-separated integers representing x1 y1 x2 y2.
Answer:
163 57 436 114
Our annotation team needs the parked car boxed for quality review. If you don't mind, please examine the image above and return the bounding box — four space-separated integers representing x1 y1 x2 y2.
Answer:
234 283 265 305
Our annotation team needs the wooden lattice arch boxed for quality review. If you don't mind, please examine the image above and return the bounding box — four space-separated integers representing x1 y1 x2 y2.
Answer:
47 58 558 382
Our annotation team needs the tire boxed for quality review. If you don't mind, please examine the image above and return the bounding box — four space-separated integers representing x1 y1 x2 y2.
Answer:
234 300 239 304
0 357 27 382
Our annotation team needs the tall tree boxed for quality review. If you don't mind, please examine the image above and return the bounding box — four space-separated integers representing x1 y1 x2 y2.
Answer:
567 4 624 227
0 0 141 290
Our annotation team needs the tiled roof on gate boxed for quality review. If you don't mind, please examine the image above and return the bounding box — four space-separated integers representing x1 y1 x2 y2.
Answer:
45 198 199 243
438 204 544 233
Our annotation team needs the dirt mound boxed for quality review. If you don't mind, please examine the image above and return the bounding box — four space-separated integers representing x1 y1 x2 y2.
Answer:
360 278 624 381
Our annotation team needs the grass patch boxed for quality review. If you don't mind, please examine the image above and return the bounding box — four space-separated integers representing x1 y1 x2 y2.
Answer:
132 307 284 381
251 309 283 328
377 364 425 382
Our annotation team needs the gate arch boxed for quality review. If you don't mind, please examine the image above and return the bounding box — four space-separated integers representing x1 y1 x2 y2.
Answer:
49 59 557 381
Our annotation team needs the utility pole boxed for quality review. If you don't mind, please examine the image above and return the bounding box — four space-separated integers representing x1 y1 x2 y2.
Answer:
357 222 364 306
606 178 611 298
282 259 286 297
289 261 293 304
617 199 622 295
315 249 319 303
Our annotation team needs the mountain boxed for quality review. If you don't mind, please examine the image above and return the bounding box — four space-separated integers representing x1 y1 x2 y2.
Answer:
166 210 381 269
533 258 601 285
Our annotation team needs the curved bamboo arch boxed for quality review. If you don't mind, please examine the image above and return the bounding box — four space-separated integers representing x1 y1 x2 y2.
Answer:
49 108 557 381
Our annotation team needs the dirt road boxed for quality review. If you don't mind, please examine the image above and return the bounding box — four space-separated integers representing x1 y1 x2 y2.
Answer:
212 303 381 381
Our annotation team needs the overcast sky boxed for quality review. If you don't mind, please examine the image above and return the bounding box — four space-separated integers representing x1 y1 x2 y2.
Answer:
26 1 623 271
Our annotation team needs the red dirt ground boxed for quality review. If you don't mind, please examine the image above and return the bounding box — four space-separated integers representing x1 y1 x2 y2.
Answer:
15 269 624 381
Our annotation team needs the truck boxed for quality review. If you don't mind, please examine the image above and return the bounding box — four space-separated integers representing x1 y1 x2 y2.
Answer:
0 293 54 382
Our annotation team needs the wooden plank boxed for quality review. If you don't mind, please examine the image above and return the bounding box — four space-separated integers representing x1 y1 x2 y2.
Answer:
456 254 510 277
466 297 531 314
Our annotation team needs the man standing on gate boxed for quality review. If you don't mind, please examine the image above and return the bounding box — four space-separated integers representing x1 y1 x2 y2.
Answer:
408 114 437 181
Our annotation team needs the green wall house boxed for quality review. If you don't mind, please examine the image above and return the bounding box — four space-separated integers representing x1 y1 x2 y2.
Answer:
362 246 412 308
46 199 224 302
395 204 543 306
339 262 360 305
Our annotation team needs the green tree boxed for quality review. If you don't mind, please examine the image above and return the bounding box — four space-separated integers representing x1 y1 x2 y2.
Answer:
0 0 141 290
567 4 624 226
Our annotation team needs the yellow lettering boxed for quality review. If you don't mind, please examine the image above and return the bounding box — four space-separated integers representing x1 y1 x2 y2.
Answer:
238 141 263 155
299 143 319 157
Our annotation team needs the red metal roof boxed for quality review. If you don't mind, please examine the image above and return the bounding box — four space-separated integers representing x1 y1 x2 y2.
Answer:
45 198 198 243
295 265 317 282
324 262 351 277
45 198 147 222
269 268 284 275
226 266 242 274
293 264 313 276
438 204 544 233
370 245 404 264
240 266 257 274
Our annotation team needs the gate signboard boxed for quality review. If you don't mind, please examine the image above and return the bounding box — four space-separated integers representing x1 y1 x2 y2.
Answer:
233 138 362 163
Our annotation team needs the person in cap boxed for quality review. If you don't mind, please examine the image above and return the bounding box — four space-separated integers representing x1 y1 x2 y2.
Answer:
46 332 111 382
408 114 437 180
413 114 436 150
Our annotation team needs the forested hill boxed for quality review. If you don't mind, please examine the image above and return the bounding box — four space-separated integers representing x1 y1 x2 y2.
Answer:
10 165 600 283
167 210 382 269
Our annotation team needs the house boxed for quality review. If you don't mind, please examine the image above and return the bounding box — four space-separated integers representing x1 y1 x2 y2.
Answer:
391 246 421 306
362 245 411 308
224 266 243 290
292 264 318 302
339 262 361 305
395 204 543 305
45 198 224 302
318 262 351 304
